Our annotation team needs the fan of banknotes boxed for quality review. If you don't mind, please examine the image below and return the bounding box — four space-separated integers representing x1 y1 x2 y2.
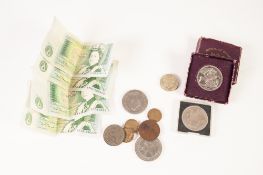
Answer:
24 19 118 135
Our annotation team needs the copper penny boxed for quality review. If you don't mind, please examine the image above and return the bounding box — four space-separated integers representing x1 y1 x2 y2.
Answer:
123 128 134 143
124 119 139 132
147 108 162 122
138 120 160 141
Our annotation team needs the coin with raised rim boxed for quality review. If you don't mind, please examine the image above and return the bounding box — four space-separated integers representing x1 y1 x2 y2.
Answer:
196 65 223 91
138 120 160 141
135 137 162 161
122 90 148 114
124 119 139 132
181 105 208 131
160 74 179 91
103 124 125 146
147 108 162 122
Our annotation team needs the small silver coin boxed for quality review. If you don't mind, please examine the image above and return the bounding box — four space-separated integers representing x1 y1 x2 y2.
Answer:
103 124 125 146
196 65 223 91
122 90 148 114
160 74 179 91
182 106 208 131
135 137 162 161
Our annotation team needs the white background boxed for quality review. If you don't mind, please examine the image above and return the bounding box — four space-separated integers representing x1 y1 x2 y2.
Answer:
0 0 263 175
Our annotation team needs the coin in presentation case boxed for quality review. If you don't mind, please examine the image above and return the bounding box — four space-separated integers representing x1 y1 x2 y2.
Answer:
196 37 242 85
178 101 211 136
184 53 235 104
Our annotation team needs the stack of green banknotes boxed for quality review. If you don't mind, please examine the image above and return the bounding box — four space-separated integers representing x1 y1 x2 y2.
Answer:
24 19 118 135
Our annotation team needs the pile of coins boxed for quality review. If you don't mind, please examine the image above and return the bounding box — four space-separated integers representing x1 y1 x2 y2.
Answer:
135 108 162 161
123 119 139 142
103 119 140 146
103 89 162 161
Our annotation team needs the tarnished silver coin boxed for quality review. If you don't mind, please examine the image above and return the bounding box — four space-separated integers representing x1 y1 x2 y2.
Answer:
160 74 179 91
135 137 162 161
182 106 208 131
122 90 148 114
196 65 223 91
103 124 125 146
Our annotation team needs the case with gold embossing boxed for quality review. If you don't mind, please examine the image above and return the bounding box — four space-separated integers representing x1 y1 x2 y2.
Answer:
185 53 235 104
196 37 242 85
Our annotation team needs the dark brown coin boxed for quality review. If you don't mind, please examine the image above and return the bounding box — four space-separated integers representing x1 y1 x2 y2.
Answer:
124 119 139 132
147 108 162 122
103 124 125 146
123 128 134 143
138 120 160 141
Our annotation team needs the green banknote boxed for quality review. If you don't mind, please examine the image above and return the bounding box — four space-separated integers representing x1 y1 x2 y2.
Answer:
69 90 109 117
30 79 109 119
33 56 72 88
41 19 83 76
24 108 59 134
70 60 118 97
74 43 113 77
25 109 98 134
40 19 113 78
30 79 69 118
59 114 97 134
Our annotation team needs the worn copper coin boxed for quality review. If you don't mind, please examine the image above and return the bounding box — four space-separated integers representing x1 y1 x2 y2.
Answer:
160 74 179 91
135 137 162 161
182 105 208 131
103 124 125 146
138 120 160 141
196 65 223 91
124 119 139 132
122 90 148 114
123 128 134 143
147 108 162 122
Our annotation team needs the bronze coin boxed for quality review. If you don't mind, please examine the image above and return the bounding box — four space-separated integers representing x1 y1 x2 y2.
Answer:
124 119 139 132
138 120 160 141
123 128 134 143
147 108 162 122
